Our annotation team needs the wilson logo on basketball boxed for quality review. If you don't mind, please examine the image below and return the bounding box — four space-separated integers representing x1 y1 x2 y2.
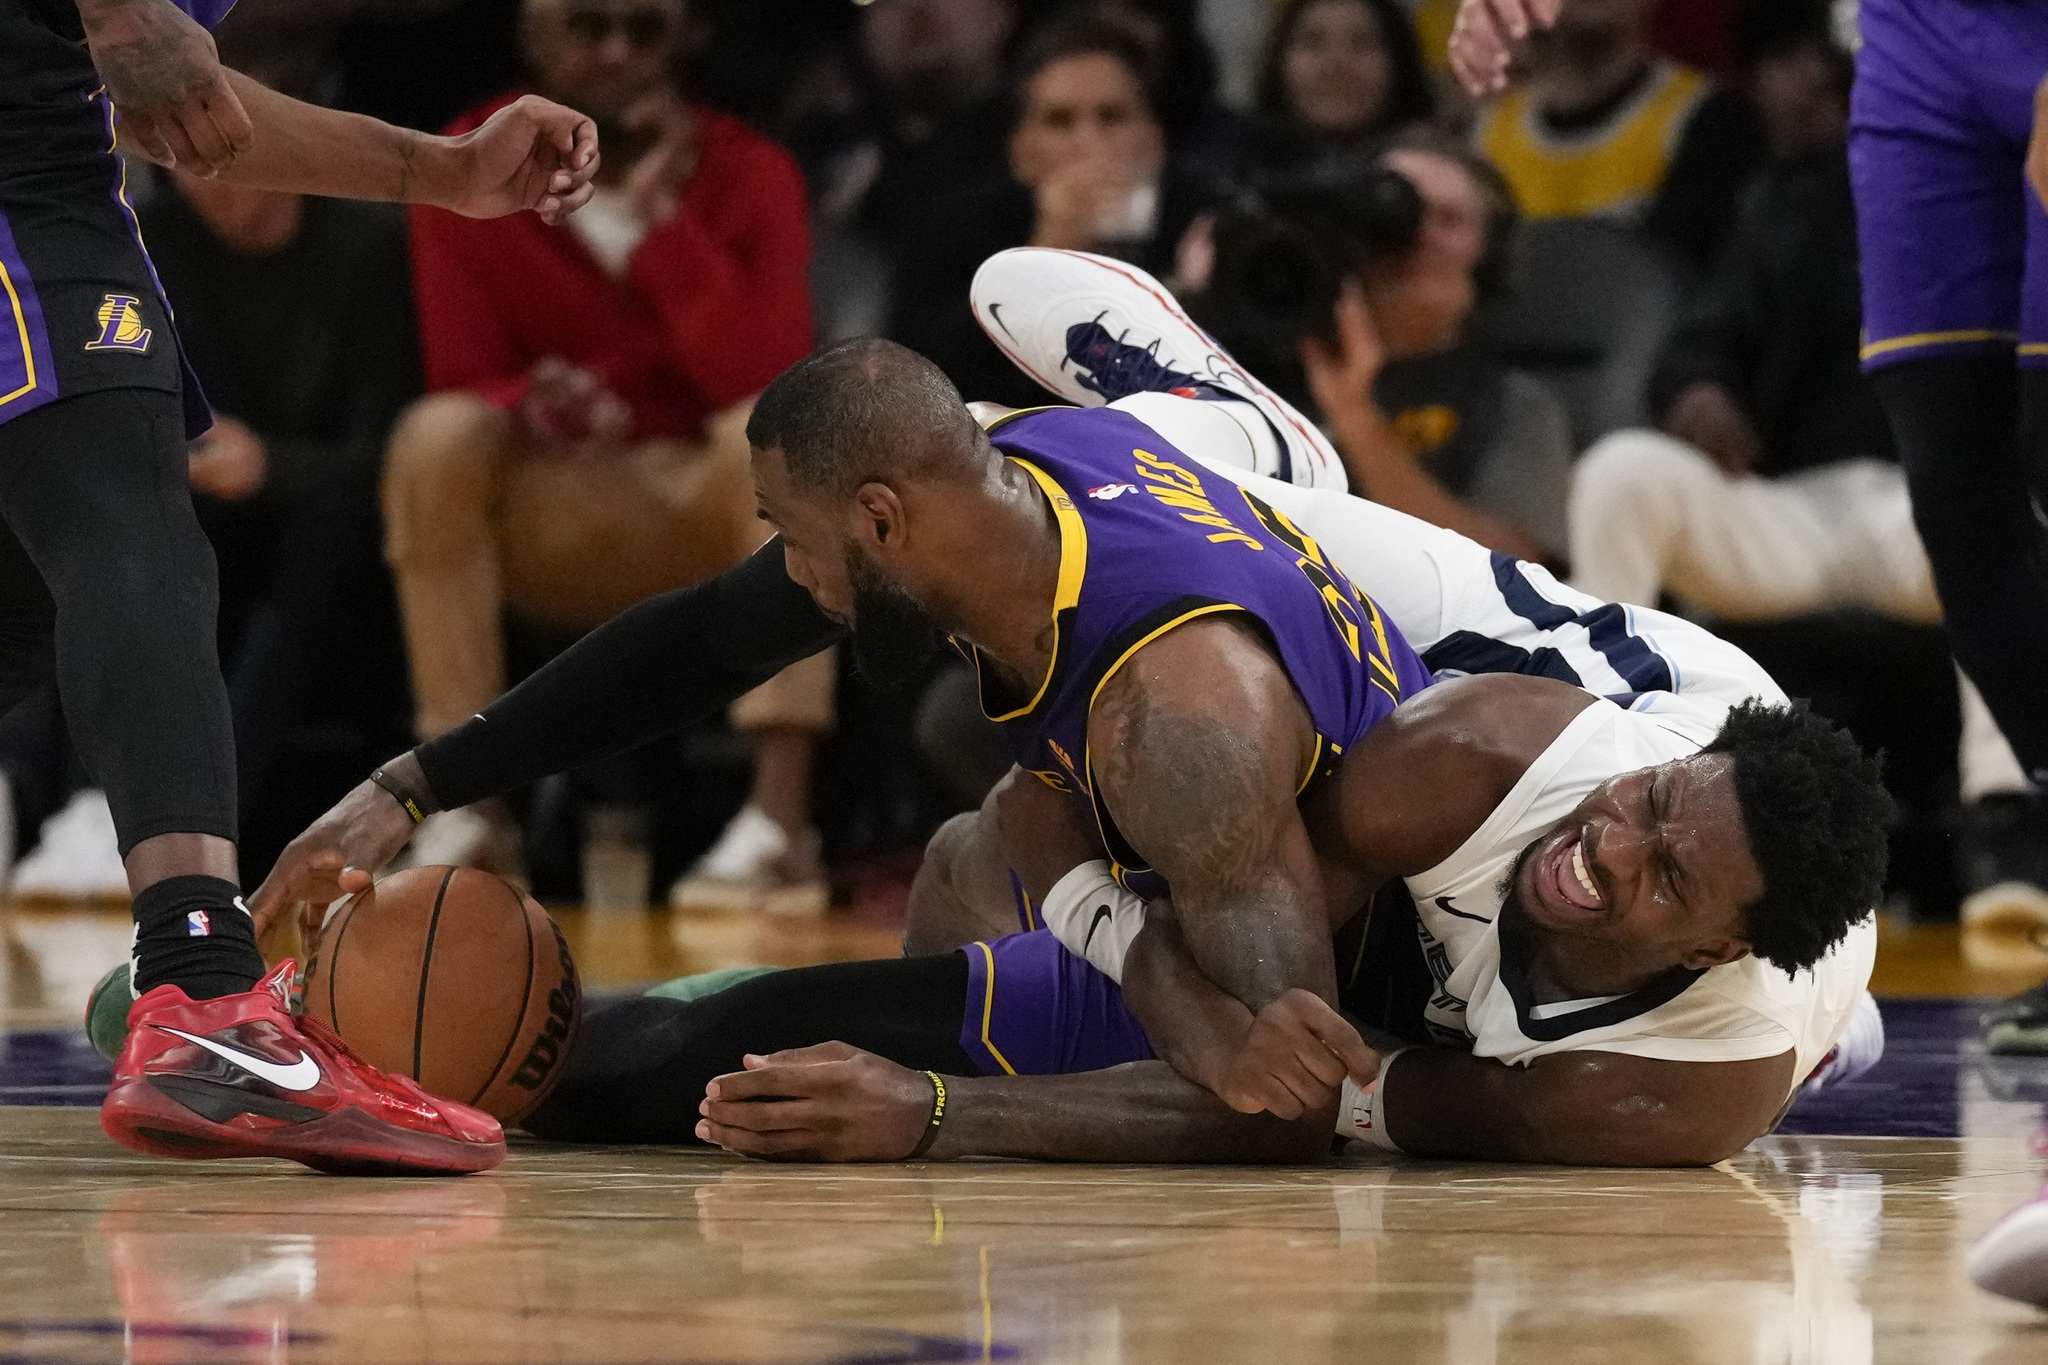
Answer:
511 920 580 1092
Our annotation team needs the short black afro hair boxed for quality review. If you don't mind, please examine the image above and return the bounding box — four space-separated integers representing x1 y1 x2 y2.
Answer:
746 338 983 498
1703 699 1892 973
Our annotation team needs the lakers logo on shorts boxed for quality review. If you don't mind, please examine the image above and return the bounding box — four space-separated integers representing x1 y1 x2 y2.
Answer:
84 294 152 354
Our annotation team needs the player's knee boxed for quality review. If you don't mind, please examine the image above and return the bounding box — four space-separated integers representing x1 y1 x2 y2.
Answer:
903 811 987 956
383 392 514 523
1570 430 1707 534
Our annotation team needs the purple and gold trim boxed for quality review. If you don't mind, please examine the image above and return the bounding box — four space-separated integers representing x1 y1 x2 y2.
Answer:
0 209 59 424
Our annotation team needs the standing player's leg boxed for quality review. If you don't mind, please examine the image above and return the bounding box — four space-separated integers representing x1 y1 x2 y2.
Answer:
0 390 504 1172
1853 0 2048 786
0 390 257 995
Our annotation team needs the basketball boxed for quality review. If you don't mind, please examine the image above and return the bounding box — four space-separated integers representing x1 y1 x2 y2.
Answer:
301 865 580 1124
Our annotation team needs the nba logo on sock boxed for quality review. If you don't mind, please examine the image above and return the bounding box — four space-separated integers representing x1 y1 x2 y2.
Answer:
186 910 211 937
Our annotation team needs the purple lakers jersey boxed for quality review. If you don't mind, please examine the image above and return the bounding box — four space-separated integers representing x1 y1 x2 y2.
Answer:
973 407 1433 895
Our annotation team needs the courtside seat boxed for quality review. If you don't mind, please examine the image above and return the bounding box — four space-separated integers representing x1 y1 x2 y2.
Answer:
1474 219 1682 450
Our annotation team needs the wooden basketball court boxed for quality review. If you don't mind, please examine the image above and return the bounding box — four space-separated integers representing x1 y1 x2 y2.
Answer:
6 903 2048 1364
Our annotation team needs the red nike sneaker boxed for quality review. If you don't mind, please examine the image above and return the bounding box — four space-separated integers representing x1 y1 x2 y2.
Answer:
101 960 505 1175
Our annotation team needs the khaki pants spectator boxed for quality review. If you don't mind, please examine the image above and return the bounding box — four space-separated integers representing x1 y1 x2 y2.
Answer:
1570 428 2022 799
382 392 834 744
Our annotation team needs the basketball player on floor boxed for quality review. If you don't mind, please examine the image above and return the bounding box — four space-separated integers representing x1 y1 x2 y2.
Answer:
260 248 1889 1161
1450 0 2048 1307
4 0 597 1172
527 671 1881 1168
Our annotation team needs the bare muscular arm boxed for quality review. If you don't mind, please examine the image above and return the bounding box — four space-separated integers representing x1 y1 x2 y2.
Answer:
698 1046 1332 1165
1384 1046 1797 1166
1089 616 1332 1010
208 71 598 224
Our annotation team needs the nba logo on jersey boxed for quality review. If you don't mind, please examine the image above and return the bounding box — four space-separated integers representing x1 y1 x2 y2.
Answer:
186 910 211 937
84 294 152 354
1088 483 1137 500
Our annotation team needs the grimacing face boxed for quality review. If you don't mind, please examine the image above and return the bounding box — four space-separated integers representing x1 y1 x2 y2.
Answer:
1510 753 1766 972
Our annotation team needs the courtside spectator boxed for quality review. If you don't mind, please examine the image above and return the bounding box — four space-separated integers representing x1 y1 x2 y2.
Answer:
390 0 835 915
1007 16 1196 278
1297 139 1572 563
856 0 1037 407
1473 0 1763 273
1245 0 1436 178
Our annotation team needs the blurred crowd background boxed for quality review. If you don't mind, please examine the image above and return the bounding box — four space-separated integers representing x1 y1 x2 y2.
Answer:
4 0 2032 931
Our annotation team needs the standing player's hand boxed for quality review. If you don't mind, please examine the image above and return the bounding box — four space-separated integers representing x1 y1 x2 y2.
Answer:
442 94 600 225
1448 0 1561 97
249 776 419 938
80 0 252 174
698 1043 943 1161
1214 989 1381 1120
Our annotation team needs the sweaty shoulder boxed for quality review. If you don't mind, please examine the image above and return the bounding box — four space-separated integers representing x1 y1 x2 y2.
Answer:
1310 674 1596 879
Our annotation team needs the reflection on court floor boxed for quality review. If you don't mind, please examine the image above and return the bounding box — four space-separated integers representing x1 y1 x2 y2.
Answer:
3 902 2046 1362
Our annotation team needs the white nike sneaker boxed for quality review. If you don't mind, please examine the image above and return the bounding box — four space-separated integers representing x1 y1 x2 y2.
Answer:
668 804 828 917
1971 1183 2048 1308
11 788 129 902
1800 990 1886 1097
969 246 1347 488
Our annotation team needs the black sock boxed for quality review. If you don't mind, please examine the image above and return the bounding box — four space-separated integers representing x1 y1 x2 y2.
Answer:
130 874 266 1001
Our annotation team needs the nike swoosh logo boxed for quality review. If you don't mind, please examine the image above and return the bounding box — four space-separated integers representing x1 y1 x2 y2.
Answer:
1435 896 1493 924
986 301 1016 340
1083 904 1115 953
157 1026 322 1091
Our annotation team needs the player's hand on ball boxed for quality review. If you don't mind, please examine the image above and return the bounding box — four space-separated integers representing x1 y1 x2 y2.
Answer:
249 776 418 937
82 0 252 174
698 1043 941 1162
1216 989 1381 1120
443 94 600 225
1448 0 1561 96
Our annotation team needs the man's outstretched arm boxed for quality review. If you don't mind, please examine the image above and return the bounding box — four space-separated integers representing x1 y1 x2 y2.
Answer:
696 1038 1791 1168
1381 1046 1796 1166
78 0 597 223
697 1045 1333 1165
211 73 597 224
251 542 844 930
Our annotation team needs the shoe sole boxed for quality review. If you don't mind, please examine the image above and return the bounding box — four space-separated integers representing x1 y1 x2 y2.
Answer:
668 882 830 917
1970 1198 2048 1307
971 248 1338 482
1962 880 2048 937
101 1077 504 1175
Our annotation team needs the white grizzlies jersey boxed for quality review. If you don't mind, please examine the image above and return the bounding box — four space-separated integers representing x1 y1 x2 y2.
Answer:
1407 699 1876 1097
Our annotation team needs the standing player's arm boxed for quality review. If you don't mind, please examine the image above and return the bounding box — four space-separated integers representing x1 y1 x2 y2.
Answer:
1088 617 1378 1117
200 71 598 225
1381 1046 1796 1166
251 542 844 932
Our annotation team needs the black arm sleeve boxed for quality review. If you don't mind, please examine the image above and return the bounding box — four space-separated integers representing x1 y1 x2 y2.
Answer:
413 539 847 810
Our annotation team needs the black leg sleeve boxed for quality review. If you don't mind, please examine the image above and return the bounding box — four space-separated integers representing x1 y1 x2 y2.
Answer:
525 953 976 1144
1871 356 2048 783
0 391 237 852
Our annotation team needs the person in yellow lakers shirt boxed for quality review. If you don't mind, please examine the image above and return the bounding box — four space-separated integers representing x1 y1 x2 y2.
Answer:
1471 0 1761 273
